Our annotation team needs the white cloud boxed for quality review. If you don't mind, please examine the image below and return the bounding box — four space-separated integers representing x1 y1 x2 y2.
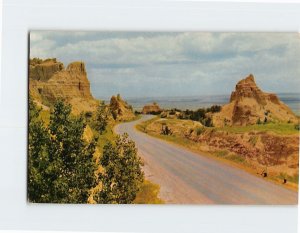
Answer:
30 31 300 98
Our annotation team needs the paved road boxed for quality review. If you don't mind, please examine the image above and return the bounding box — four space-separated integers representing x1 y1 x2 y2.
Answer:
115 115 298 204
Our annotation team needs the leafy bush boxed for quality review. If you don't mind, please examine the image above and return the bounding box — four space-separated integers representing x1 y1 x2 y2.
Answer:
95 134 144 204
195 127 205 135
206 105 222 113
161 124 172 135
28 98 98 203
181 107 216 127
202 117 213 127
94 101 109 134
85 111 93 118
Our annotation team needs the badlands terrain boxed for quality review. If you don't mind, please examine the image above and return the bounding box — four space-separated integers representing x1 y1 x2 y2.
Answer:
29 58 299 204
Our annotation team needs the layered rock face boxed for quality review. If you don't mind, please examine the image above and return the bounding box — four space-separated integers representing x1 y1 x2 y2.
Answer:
29 58 97 113
109 94 135 121
142 102 162 114
30 58 64 81
213 74 298 126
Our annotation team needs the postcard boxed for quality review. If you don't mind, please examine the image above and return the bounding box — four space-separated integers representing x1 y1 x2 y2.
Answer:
28 31 299 204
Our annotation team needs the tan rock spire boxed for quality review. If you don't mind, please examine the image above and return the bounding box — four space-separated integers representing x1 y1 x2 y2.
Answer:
213 74 298 126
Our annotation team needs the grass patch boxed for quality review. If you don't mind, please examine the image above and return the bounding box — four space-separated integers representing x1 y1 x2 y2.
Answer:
217 123 299 135
215 150 228 158
136 116 160 133
95 123 117 154
277 172 299 184
225 154 246 164
134 180 164 204
214 150 246 164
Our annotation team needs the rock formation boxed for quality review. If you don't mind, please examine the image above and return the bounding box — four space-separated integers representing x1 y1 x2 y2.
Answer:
29 58 97 114
213 74 298 126
142 102 162 114
30 58 64 81
109 94 135 121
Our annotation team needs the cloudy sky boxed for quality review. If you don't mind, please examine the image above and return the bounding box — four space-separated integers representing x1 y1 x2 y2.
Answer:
30 31 300 99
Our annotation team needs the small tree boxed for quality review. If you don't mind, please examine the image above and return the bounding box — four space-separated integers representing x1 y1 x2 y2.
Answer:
28 96 51 202
47 100 98 203
94 101 108 134
202 117 213 127
207 105 221 113
95 134 144 204
28 99 98 203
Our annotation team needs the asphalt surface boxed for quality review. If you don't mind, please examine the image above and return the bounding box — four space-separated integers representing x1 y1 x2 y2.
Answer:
115 115 298 204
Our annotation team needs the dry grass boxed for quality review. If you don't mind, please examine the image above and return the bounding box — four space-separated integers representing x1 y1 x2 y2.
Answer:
39 109 50 125
136 117 299 190
134 180 164 204
216 122 299 135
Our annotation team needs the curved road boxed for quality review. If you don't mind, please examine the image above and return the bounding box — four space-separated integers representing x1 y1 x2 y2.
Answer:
115 115 298 204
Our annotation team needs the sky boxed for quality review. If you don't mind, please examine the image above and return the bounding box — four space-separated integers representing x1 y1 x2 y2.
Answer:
30 31 300 99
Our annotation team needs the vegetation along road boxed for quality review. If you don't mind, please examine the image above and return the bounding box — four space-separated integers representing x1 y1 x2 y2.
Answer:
115 115 298 204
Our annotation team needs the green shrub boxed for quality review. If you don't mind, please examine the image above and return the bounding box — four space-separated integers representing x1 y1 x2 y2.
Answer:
94 101 109 134
28 98 98 203
85 111 93 118
95 134 144 204
196 127 205 135
215 150 228 157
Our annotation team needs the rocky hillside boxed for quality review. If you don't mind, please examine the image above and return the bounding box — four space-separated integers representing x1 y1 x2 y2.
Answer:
29 58 98 114
109 94 135 121
142 102 162 114
190 128 299 177
140 116 299 183
213 74 298 127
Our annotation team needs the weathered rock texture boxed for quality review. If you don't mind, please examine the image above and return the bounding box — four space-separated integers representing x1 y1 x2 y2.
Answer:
144 118 299 178
109 94 135 121
29 58 97 114
213 74 298 126
191 129 299 176
142 102 162 114
30 58 64 81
